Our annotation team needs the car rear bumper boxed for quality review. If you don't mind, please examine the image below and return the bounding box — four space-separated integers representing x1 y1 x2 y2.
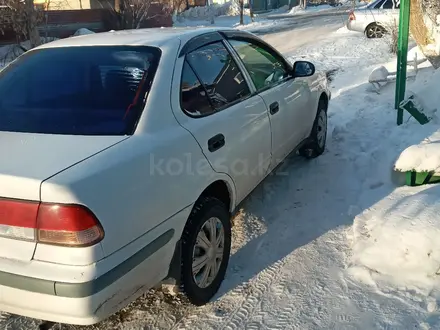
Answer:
346 20 365 33
0 229 176 325
0 285 105 325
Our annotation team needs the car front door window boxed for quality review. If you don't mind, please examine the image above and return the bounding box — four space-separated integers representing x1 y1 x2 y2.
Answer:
228 39 289 92
184 42 251 112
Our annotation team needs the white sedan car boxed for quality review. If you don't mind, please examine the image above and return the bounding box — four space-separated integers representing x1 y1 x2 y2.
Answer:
0 27 330 326
347 0 400 38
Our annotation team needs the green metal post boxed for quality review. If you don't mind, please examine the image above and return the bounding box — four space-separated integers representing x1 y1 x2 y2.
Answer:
395 0 411 125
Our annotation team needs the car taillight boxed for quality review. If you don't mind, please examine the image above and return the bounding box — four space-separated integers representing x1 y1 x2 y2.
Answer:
0 198 104 247
349 11 356 21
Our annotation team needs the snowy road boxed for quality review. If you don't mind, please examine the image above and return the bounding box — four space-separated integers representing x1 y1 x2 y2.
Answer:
1 19 438 330
253 11 348 53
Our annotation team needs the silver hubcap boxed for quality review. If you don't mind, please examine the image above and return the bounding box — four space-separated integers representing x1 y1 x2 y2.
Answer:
317 110 327 148
368 26 384 38
192 217 225 289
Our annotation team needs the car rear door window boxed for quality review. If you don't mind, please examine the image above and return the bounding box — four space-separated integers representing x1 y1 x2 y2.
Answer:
184 42 250 112
181 60 215 116
373 0 385 8
374 0 397 8
228 39 289 92
381 0 395 8
0 46 160 135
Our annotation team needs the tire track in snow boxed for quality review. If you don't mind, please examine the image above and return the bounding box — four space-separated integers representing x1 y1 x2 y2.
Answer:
255 271 296 330
219 259 288 330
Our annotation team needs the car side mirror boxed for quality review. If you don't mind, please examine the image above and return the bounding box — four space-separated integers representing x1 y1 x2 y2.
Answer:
292 61 315 77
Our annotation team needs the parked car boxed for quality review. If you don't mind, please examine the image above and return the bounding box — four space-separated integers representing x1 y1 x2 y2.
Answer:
0 27 330 326
347 0 400 38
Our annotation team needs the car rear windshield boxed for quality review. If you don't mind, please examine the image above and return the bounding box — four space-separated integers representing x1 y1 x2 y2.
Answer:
0 46 161 135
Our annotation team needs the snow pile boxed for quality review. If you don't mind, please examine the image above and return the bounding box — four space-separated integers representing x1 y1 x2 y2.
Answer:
406 67 440 119
0 44 24 69
396 142 440 173
350 185 440 300
0 45 10 69
394 70 440 173
72 28 95 36
178 2 245 20
289 4 333 14
368 65 389 82
347 63 440 307
174 11 282 32
0 37 58 69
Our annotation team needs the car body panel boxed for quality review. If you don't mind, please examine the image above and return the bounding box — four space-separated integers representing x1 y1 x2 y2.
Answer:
260 78 312 169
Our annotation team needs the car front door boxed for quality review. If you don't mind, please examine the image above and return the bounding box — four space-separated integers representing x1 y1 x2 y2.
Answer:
226 35 311 169
171 37 272 203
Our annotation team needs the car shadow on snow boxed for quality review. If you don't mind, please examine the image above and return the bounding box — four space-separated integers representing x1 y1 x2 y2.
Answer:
209 80 440 325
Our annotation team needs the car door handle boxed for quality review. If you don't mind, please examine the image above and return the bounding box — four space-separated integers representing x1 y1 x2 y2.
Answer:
269 102 279 115
208 134 225 152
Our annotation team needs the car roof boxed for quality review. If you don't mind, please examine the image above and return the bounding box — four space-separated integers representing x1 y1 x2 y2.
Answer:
36 27 238 50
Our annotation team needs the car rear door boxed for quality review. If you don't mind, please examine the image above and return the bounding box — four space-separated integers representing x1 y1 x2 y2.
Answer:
224 33 311 169
370 0 399 26
171 34 272 203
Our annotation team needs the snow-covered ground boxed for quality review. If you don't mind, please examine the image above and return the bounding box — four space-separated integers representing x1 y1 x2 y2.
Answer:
288 4 337 15
2 16 440 330
173 0 350 33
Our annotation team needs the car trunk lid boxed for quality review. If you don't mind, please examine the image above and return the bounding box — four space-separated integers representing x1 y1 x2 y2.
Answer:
0 131 127 262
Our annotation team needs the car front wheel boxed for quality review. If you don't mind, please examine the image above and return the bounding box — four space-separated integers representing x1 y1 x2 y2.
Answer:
181 197 231 306
300 100 328 159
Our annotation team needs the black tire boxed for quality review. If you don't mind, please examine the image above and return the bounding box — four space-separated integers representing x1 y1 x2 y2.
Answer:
181 197 231 306
299 100 328 159
365 23 386 39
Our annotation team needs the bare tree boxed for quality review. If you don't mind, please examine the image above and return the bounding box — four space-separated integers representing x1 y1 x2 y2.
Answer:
25 0 40 47
249 0 254 22
109 0 172 30
0 0 42 49
239 0 244 24
300 0 307 9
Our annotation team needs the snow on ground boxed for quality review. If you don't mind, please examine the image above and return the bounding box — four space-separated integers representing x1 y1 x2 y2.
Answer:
173 0 348 33
288 4 334 15
173 9 292 34
3 16 440 330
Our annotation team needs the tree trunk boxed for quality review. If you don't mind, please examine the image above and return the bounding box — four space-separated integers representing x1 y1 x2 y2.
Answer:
115 0 121 13
26 0 41 48
239 0 244 25
249 0 254 22
207 0 215 24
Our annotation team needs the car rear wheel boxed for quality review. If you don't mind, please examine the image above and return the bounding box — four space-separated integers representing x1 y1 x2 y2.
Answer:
299 100 327 159
181 197 231 306
365 23 386 38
